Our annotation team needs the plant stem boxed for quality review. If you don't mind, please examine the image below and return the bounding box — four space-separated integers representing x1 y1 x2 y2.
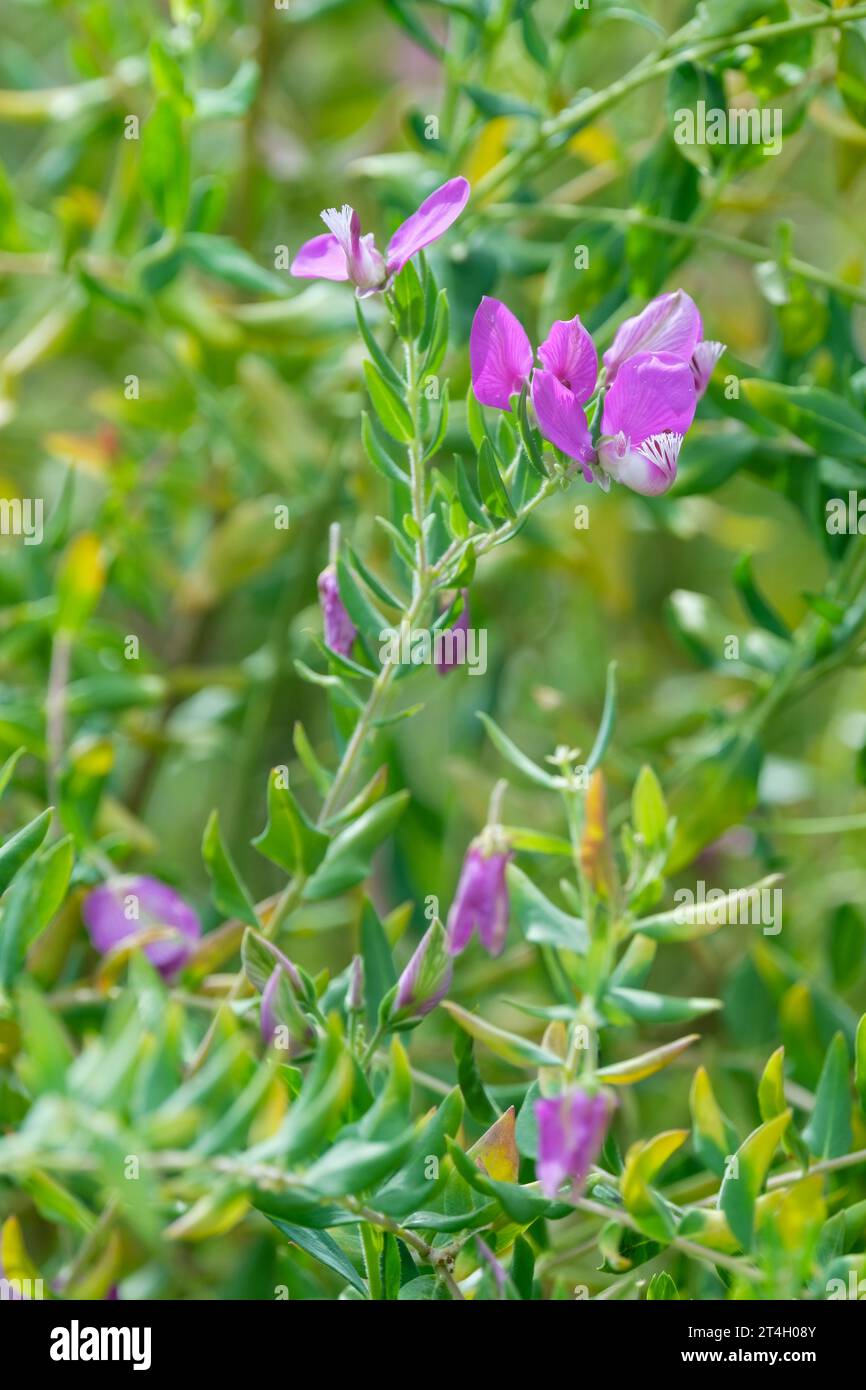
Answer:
472 3 866 207
488 203 866 308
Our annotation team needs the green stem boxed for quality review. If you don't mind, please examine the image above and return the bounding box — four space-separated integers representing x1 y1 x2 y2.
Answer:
488 203 866 308
472 3 866 207
360 1222 383 1300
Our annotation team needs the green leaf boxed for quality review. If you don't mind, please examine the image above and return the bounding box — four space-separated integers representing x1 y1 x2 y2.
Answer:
141 99 189 230
646 1271 678 1300
0 748 24 801
423 382 449 462
202 810 259 927
741 380 866 462
354 898 396 1030
733 553 791 639
267 1020 355 1164
355 302 404 390
375 1088 464 1216
360 411 410 484
516 384 547 477
477 712 561 787
829 905 866 991
293 722 333 797
15 982 74 1092
586 661 617 773
421 289 450 377
720 1111 791 1251
605 987 720 1025
839 20 866 126
179 234 287 296
391 261 425 341
0 808 52 895
251 769 329 876
507 864 587 952
454 1031 498 1125
802 1033 852 1160
335 554 389 655
0 838 73 990
631 765 667 849
305 1130 414 1198
477 438 515 520
442 1001 565 1068
269 1220 367 1296
303 792 410 900
363 360 413 444
631 875 783 942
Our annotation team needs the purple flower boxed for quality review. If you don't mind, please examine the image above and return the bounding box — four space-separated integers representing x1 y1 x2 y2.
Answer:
470 297 534 409
435 589 470 676
317 565 356 657
446 841 512 957
391 919 453 1022
690 338 726 397
82 875 201 980
597 351 697 496
291 177 470 297
470 298 597 474
535 1089 613 1199
603 288 724 398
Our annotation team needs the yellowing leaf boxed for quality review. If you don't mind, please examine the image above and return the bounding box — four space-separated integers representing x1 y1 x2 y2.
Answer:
720 1110 791 1251
621 1130 687 1240
56 532 106 633
464 117 511 191
567 124 619 164
690 1065 730 1176
166 1185 250 1241
598 1033 699 1085
468 1105 519 1183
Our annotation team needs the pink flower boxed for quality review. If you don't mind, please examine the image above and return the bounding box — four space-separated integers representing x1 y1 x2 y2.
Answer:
317 565 356 657
603 288 724 398
535 1089 614 1199
82 875 201 980
446 841 512 957
470 297 597 473
291 177 470 297
597 351 697 496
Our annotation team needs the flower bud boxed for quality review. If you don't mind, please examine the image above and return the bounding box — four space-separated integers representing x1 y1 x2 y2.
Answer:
317 565 356 657
390 919 452 1023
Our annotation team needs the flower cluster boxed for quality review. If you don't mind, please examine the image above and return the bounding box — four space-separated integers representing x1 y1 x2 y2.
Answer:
471 289 724 496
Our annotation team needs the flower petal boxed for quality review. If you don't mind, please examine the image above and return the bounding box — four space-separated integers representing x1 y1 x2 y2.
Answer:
691 339 726 398
386 176 470 275
603 289 702 380
598 430 683 496
290 233 349 281
83 875 201 979
531 369 595 464
601 351 696 443
537 316 597 402
470 296 533 410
